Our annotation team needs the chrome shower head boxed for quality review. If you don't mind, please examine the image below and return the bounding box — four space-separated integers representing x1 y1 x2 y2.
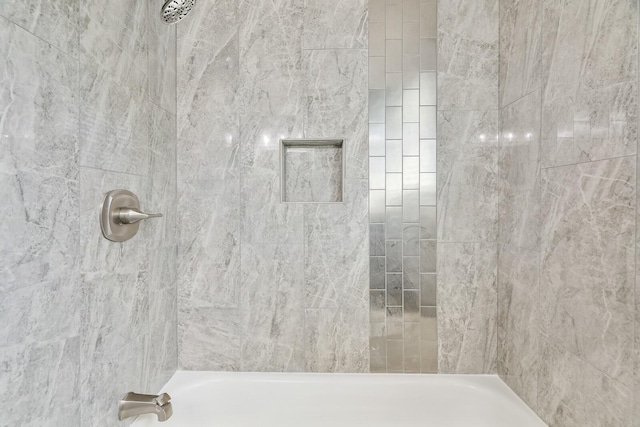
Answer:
160 0 196 24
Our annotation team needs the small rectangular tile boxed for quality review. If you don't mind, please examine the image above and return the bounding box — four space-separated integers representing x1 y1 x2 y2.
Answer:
420 173 436 205
420 274 436 306
369 190 386 223
386 73 403 106
403 190 420 222
403 158 420 190
369 57 386 89
386 40 402 72
420 38 437 71
386 306 404 339
419 139 436 172
420 72 436 105
370 157 386 189
370 291 386 323
403 54 420 89
419 206 436 239
386 107 402 138
386 206 403 239
419 240 436 273
420 106 436 138
386 273 403 305
369 0 386 22
403 21 420 55
420 306 437 340
369 90 385 123
403 123 419 156
386 174 403 206
403 224 420 256
404 291 420 322
386 140 403 172
370 257 386 289
403 256 420 290
420 2 436 38
420 339 438 373
403 89 420 122
387 340 404 373
369 124 386 156
386 241 403 272
369 22 385 56
403 0 419 21
386 3 402 39
370 224 386 256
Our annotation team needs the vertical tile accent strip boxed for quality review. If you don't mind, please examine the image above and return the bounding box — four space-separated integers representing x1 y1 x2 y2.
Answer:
369 0 438 373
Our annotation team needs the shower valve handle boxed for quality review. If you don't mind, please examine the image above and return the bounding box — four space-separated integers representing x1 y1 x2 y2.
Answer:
116 207 163 224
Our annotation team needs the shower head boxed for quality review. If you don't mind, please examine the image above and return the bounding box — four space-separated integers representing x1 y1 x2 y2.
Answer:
160 0 196 25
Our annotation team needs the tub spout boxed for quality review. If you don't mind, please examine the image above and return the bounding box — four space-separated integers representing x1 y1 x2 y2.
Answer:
118 392 173 422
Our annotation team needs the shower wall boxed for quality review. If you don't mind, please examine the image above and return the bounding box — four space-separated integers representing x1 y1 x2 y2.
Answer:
176 0 370 372
0 0 178 425
497 0 639 425
436 0 500 373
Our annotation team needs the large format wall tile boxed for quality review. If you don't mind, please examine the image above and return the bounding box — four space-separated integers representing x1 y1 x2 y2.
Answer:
541 157 635 386
497 245 539 412
240 244 305 371
438 242 497 374
302 0 367 49
304 49 368 179
499 0 541 107
540 0 638 167
538 338 632 427
438 0 498 111
499 89 540 249
437 110 499 243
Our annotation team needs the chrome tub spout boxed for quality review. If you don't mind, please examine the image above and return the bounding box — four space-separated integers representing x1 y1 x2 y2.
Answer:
118 392 173 422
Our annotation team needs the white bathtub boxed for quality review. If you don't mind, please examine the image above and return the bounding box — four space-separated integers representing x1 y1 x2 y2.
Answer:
132 371 546 427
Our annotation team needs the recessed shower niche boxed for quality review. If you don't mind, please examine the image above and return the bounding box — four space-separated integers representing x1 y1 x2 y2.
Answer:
280 139 345 203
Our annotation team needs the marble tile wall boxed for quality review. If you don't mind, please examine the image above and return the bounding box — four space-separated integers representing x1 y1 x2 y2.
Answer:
498 0 639 425
0 0 178 425
177 0 369 372
436 0 500 374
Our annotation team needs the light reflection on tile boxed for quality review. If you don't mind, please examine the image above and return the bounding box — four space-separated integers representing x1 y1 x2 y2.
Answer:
386 73 403 106
403 55 420 89
370 157 386 189
404 291 420 322
369 124 386 156
420 72 436 105
403 190 420 222
370 190 386 223
386 174 403 206
370 291 386 323
403 157 420 189
386 206 403 239
386 107 402 138
403 123 419 155
419 139 436 172
403 90 420 122
420 274 436 306
420 173 436 205
369 90 385 123
386 140 403 172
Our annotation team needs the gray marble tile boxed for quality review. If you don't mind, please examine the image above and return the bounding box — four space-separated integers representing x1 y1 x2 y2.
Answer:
304 180 368 309
148 0 177 114
370 224 386 256
437 0 499 110
238 0 304 116
0 0 79 57
538 338 632 427
240 116 304 244
437 110 499 243
79 59 151 175
497 245 539 413
178 178 240 309
540 0 638 167
80 271 149 427
499 0 541 107
303 0 367 49
0 337 81 427
438 242 497 374
304 309 369 372
178 307 241 371
240 244 305 372
540 157 635 386
499 89 540 249
304 49 368 180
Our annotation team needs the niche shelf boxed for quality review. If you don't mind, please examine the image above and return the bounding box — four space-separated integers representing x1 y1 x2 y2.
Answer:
280 139 345 203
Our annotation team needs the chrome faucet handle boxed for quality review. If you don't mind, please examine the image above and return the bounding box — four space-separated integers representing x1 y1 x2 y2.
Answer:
116 207 163 224
118 392 173 422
